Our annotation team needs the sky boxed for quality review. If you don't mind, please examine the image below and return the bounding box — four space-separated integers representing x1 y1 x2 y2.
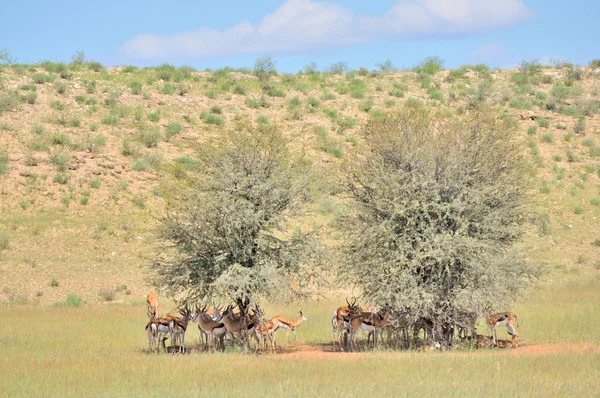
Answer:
1 0 598 72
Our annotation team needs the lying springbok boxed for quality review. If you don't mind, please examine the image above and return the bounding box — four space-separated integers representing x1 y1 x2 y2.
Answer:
419 342 441 352
271 311 307 345
486 312 519 348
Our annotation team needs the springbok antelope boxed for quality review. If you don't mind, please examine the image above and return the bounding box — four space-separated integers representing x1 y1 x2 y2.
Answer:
256 317 279 353
222 305 262 348
196 305 228 352
486 312 519 348
146 291 159 318
419 342 441 351
172 307 194 354
334 297 362 351
270 311 307 345
348 311 390 351
145 309 175 353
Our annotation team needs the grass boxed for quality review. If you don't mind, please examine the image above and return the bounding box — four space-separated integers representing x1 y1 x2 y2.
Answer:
0 280 599 396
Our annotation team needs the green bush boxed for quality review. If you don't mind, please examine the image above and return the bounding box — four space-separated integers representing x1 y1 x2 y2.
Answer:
537 118 549 128
574 117 586 133
129 81 142 95
137 126 162 148
328 61 348 75
254 56 277 81
165 122 182 139
203 114 224 125
541 133 554 143
32 73 54 84
65 294 83 307
0 148 8 175
527 126 537 135
0 230 9 251
358 97 373 113
413 56 444 75
147 112 161 122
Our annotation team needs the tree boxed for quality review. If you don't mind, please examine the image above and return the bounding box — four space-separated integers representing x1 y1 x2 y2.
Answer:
150 125 314 310
340 106 538 346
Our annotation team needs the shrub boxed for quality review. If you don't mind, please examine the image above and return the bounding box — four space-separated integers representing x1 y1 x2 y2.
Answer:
306 96 320 109
165 122 182 140
65 294 83 307
590 198 600 206
349 79 366 99
160 83 174 95
564 67 582 86
537 118 550 128
253 56 276 81
551 84 569 101
50 152 70 172
583 138 595 147
589 59 600 69
129 81 142 95
147 112 161 122
132 160 148 171
320 92 335 101
314 126 343 158
87 61 104 72
0 231 9 251
541 133 554 143
32 73 54 84
245 97 269 109
328 61 348 75
574 117 586 133
413 56 444 75
287 96 301 111
50 100 64 111
574 206 583 214
54 82 68 95
203 114 224 125
137 126 162 148
53 173 70 185
527 126 537 135
50 278 59 287
358 97 373 113
427 87 444 102
98 287 116 302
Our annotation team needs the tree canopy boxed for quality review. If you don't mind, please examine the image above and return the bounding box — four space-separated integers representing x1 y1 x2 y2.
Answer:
150 125 313 306
341 106 539 344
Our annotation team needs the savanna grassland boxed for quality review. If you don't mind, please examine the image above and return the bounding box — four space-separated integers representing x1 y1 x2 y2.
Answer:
1 57 600 396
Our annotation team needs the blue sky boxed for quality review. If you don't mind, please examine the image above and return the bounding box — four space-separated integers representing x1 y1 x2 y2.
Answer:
1 0 598 71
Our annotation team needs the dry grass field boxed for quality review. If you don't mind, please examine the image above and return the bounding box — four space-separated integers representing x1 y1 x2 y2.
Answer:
1 59 600 396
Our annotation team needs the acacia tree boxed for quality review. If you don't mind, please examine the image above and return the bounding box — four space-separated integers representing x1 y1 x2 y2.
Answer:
150 125 314 313
341 106 538 345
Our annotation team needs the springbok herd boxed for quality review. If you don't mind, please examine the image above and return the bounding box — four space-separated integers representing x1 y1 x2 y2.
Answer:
145 293 520 354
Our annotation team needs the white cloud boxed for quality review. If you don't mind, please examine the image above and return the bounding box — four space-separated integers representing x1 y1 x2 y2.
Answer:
119 0 533 60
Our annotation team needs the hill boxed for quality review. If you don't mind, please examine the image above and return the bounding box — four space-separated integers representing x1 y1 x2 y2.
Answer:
0 59 599 305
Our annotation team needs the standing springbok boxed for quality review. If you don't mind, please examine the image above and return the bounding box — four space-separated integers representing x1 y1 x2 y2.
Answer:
146 291 159 318
486 312 519 348
196 305 228 352
145 309 175 353
271 311 307 345
172 307 194 354
348 311 390 351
